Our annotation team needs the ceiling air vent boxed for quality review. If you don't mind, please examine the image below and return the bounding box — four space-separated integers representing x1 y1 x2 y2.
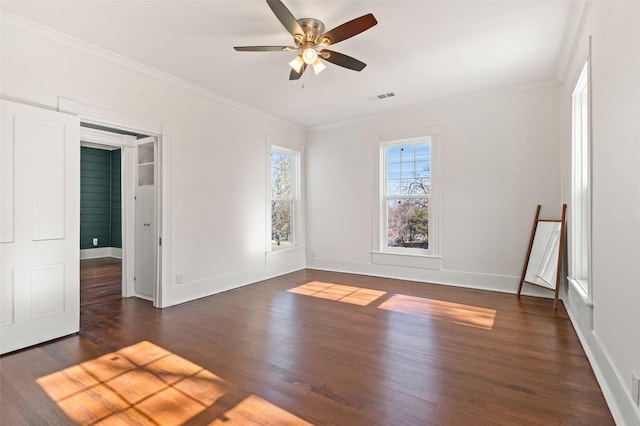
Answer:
370 92 396 101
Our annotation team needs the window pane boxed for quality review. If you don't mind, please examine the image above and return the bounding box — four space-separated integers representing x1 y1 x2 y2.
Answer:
271 151 292 198
387 146 402 163
402 178 430 195
415 143 430 161
272 200 292 247
387 162 401 180
387 179 402 195
399 145 414 159
415 161 430 177
386 198 429 249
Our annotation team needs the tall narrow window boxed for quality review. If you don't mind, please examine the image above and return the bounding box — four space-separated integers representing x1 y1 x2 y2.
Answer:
570 61 590 296
382 139 432 253
271 146 297 249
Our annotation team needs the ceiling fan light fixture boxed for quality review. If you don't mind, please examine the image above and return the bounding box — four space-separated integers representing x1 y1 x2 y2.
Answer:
233 0 377 80
289 55 304 73
302 44 318 65
312 59 326 75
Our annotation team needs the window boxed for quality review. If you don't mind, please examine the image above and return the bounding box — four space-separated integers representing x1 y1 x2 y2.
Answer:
570 61 591 297
270 146 299 249
384 141 431 250
376 129 439 260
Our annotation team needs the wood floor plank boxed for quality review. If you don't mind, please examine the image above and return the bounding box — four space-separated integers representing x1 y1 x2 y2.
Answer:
80 257 122 307
1 269 614 425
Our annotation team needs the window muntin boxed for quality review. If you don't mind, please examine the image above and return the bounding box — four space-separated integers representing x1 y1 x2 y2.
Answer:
271 148 296 248
383 140 431 252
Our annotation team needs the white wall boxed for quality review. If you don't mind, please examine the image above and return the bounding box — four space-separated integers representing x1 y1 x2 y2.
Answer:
560 2 640 425
0 14 306 306
306 83 561 297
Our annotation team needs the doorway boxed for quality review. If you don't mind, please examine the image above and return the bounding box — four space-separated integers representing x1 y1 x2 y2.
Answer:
79 141 124 306
79 125 160 305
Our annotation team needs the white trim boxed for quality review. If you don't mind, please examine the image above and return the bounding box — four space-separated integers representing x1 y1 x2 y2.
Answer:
0 11 302 133
565 306 640 426
61 98 170 308
265 136 305 254
80 248 122 260
60 98 160 136
306 257 553 298
568 277 592 307
80 142 120 151
569 59 593 304
555 1 593 83
374 126 441 260
165 251 305 307
80 126 135 149
371 251 442 270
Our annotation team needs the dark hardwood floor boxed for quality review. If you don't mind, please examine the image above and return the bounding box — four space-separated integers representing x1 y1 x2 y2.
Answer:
1 269 613 425
80 257 122 306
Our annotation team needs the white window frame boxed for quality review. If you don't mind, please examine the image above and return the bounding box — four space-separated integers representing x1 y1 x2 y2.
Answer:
266 137 302 252
568 60 592 302
372 127 441 270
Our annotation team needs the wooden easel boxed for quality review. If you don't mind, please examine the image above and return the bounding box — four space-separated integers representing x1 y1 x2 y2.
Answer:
517 204 567 309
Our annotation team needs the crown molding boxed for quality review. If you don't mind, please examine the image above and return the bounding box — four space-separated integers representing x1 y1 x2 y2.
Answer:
555 1 592 83
0 11 304 133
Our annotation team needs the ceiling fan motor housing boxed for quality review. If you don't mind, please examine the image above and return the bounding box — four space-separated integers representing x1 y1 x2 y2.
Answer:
297 17 325 43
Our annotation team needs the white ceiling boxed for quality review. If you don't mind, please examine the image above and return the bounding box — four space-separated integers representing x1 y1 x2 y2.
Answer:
1 1 573 127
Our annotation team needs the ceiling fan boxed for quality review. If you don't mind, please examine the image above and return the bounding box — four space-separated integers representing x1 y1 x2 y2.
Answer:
234 0 377 80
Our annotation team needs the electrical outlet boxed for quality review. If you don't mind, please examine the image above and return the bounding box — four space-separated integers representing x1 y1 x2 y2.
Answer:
633 373 640 406
176 273 183 284
92 237 98 246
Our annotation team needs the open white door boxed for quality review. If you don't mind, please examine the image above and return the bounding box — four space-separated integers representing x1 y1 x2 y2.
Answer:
0 100 80 354
134 137 157 300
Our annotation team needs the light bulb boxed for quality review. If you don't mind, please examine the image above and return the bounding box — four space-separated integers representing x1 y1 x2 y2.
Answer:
312 59 326 75
302 47 318 65
288 55 304 73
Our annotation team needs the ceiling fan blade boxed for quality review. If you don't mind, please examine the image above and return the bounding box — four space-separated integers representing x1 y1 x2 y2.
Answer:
318 13 377 46
266 0 305 38
234 46 296 52
320 50 367 71
289 63 307 80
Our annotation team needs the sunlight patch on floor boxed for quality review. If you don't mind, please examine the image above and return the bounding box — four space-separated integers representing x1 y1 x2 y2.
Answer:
208 394 311 425
37 340 307 425
378 294 497 330
288 281 387 306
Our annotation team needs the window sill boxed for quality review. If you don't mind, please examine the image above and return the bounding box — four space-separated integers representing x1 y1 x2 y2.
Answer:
267 245 304 255
371 251 442 270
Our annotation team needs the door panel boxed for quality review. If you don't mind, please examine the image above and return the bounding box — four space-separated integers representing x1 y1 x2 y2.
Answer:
134 137 156 300
0 100 80 354
32 122 67 240
135 186 155 298
0 113 15 243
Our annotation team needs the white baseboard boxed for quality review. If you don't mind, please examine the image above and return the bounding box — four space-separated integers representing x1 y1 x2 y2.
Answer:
80 247 122 260
565 294 640 426
305 257 553 298
162 247 305 307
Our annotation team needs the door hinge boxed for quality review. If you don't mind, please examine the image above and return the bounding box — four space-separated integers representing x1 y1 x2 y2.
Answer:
159 237 162 246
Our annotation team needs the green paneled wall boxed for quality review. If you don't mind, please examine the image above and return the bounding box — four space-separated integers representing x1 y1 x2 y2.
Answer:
111 150 122 248
80 147 122 249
